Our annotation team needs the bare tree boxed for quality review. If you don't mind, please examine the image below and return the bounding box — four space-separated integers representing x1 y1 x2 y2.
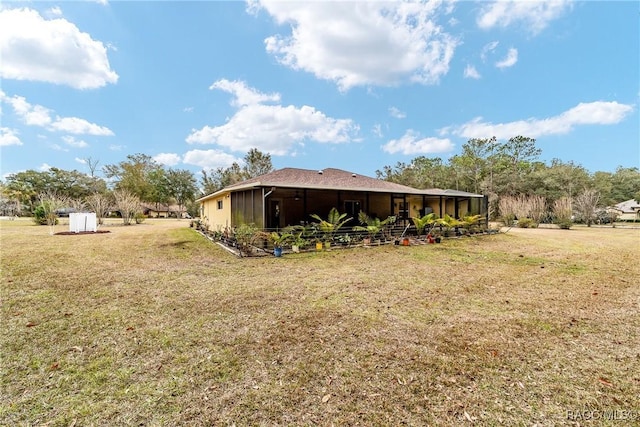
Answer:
86 192 113 226
573 189 600 227
113 189 141 225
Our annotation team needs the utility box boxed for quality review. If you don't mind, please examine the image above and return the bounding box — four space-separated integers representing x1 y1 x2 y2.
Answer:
69 212 97 233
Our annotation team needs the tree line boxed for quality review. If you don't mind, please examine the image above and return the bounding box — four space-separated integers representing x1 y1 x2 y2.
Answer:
1 138 638 225
376 136 640 223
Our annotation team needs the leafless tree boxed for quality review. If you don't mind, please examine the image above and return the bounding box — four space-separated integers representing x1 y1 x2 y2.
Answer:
574 189 600 227
86 192 113 226
113 189 141 226
552 197 573 229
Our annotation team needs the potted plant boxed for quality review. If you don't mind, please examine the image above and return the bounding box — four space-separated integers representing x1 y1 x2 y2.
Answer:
353 212 396 246
284 225 307 253
310 207 351 250
269 231 292 257
412 212 441 241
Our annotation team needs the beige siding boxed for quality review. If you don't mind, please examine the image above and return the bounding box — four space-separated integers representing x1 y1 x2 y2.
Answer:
201 193 232 231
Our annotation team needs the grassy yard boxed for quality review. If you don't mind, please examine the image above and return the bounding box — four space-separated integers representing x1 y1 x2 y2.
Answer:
1 219 639 425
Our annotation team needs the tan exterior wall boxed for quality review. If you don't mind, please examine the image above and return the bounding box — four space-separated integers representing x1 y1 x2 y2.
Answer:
201 193 232 231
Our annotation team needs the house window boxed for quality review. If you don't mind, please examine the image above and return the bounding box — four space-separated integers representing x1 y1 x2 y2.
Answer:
217 200 223 210
344 200 361 219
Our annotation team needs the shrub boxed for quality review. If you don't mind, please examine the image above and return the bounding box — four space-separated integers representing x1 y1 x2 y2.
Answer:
516 218 538 228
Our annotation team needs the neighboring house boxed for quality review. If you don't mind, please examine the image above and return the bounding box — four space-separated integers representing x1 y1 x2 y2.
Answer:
197 167 487 231
609 199 640 221
141 203 188 218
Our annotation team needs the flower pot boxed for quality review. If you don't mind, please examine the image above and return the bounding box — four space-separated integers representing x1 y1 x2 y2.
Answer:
291 245 300 253
316 242 323 251
435 237 441 243
402 237 410 246
324 241 331 250
363 237 371 246
274 247 283 257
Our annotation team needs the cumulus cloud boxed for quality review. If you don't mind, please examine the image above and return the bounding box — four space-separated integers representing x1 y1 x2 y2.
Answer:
50 117 113 136
0 91 114 136
187 80 358 155
183 149 241 169
254 1 458 91
495 48 518 69
0 7 118 89
389 107 406 119
0 127 23 147
39 163 52 171
445 101 635 139
372 123 384 138
75 157 87 164
464 65 481 79
382 130 454 155
211 79 280 107
477 0 573 34
153 153 182 166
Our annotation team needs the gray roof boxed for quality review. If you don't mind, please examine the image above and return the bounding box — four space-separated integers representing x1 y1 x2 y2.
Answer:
198 167 484 201
613 199 640 213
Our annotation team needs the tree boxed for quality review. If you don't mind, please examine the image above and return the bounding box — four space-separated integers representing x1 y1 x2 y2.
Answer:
37 191 69 235
147 168 171 211
449 137 499 194
3 169 106 214
86 192 113 226
199 148 274 194
494 136 541 195
104 154 162 201
573 189 600 227
243 148 274 178
167 169 197 216
113 189 141 225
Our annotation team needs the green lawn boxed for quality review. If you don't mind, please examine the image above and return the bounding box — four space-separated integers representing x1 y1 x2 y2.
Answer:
1 219 639 425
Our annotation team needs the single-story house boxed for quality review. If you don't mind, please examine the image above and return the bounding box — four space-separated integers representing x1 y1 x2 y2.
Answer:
141 203 188 218
197 167 487 232
608 199 640 221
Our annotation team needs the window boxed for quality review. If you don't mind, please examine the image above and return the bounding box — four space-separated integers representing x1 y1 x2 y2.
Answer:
217 200 223 210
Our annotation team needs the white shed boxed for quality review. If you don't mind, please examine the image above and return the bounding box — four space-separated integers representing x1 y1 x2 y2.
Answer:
69 212 97 233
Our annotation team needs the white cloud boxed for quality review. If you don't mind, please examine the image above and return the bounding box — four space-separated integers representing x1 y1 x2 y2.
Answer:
62 135 88 148
382 130 454 155
183 107 194 113
0 92 52 126
480 41 499 62
0 127 23 147
0 7 118 89
464 65 481 79
39 163 52 171
389 107 406 119
46 6 63 17
495 48 518 69
183 149 240 169
256 1 458 91
477 0 573 34
210 79 280 107
372 123 383 138
50 117 113 136
187 80 358 155
109 144 123 151
75 157 87 164
1 91 113 136
447 101 635 139
153 152 182 166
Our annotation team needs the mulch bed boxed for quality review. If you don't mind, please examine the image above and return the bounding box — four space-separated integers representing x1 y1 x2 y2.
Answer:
54 230 111 235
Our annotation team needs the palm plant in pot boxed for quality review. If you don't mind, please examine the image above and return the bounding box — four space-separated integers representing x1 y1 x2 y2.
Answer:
269 231 292 257
353 212 396 246
310 207 351 249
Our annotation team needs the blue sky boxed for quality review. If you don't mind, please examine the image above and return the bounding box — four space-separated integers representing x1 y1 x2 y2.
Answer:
1 0 638 182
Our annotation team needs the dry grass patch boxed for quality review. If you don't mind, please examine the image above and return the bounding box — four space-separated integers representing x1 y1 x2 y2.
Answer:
1 219 639 425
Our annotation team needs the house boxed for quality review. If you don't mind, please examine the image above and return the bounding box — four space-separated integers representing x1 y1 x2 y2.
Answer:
197 167 487 232
141 203 188 218
609 199 640 221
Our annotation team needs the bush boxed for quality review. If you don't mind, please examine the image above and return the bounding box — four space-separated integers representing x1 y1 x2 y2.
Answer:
135 213 146 224
516 218 538 228
32 205 58 226
554 219 573 229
